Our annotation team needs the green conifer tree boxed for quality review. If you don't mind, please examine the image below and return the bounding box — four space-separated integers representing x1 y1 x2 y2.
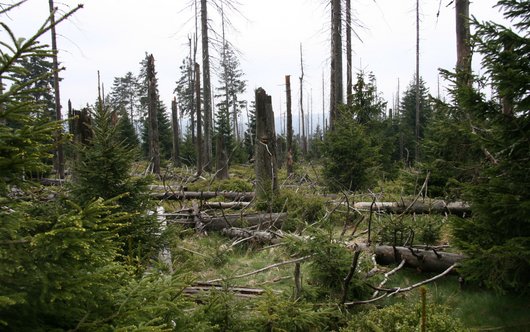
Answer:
451 0 530 294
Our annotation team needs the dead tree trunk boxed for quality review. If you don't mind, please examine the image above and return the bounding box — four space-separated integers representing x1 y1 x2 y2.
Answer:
147 54 160 175
48 0 65 179
299 43 307 156
215 134 229 180
254 88 278 204
201 0 212 171
329 0 343 130
346 0 353 106
358 244 464 274
414 0 420 163
171 97 180 167
285 75 294 176
455 0 471 88
195 63 203 176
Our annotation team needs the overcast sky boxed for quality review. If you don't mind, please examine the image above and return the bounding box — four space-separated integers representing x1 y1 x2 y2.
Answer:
6 0 505 131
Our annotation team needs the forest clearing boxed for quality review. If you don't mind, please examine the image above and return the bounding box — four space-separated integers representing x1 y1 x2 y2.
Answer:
1 0 529 331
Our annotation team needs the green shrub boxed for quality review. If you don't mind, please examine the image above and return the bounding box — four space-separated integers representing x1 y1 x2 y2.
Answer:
341 302 468 332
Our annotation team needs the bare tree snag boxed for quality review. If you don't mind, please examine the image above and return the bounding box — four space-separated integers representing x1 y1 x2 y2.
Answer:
48 0 65 179
299 43 307 156
195 63 203 176
171 97 180 167
294 262 302 299
215 134 229 180
201 0 212 170
346 0 353 106
415 0 420 163
329 0 343 130
285 75 294 176
455 0 471 88
147 54 160 175
254 88 278 204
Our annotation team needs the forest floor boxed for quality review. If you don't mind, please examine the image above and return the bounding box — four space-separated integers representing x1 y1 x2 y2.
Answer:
150 162 530 331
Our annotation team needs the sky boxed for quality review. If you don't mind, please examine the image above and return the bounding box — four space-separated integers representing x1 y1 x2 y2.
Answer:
4 0 506 133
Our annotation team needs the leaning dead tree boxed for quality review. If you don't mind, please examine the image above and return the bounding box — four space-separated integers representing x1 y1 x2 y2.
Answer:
254 88 278 204
147 54 161 175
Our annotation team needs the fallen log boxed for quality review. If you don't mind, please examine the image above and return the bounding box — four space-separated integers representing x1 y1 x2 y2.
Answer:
217 227 464 274
356 244 464 273
350 200 471 216
183 282 265 299
203 201 251 209
166 212 287 231
152 191 255 201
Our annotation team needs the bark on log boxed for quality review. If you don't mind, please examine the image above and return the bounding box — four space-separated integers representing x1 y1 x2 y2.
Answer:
152 191 254 201
166 212 286 231
356 244 464 273
351 200 471 216
218 228 464 274
183 282 264 299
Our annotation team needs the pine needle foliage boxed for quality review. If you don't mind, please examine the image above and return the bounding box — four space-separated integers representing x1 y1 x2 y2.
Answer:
71 101 159 266
451 0 530 294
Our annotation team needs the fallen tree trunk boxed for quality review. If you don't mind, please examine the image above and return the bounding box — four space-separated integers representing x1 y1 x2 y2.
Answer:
152 191 255 201
350 200 471 216
183 282 265 299
218 227 464 274
356 244 464 273
166 212 286 231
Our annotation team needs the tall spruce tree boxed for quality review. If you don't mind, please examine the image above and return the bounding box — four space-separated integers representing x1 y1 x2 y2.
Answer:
396 77 432 165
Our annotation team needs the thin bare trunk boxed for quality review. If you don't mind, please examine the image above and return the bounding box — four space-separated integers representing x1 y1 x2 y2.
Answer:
346 0 353 106
329 0 343 130
415 0 420 163
299 43 307 156
195 63 203 175
286 75 293 175
201 0 212 170
48 0 64 179
171 97 180 167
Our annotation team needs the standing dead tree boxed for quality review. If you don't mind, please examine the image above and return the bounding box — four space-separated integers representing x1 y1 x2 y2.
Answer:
415 0 421 163
346 0 353 106
329 0 343 130
455 0 471 88
147 54 161 175
285 75 294 176
299 43 307 156
195 63 203 176
48 0 65 179
254 88 278 205
171 96 180 167
201 0 212 171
